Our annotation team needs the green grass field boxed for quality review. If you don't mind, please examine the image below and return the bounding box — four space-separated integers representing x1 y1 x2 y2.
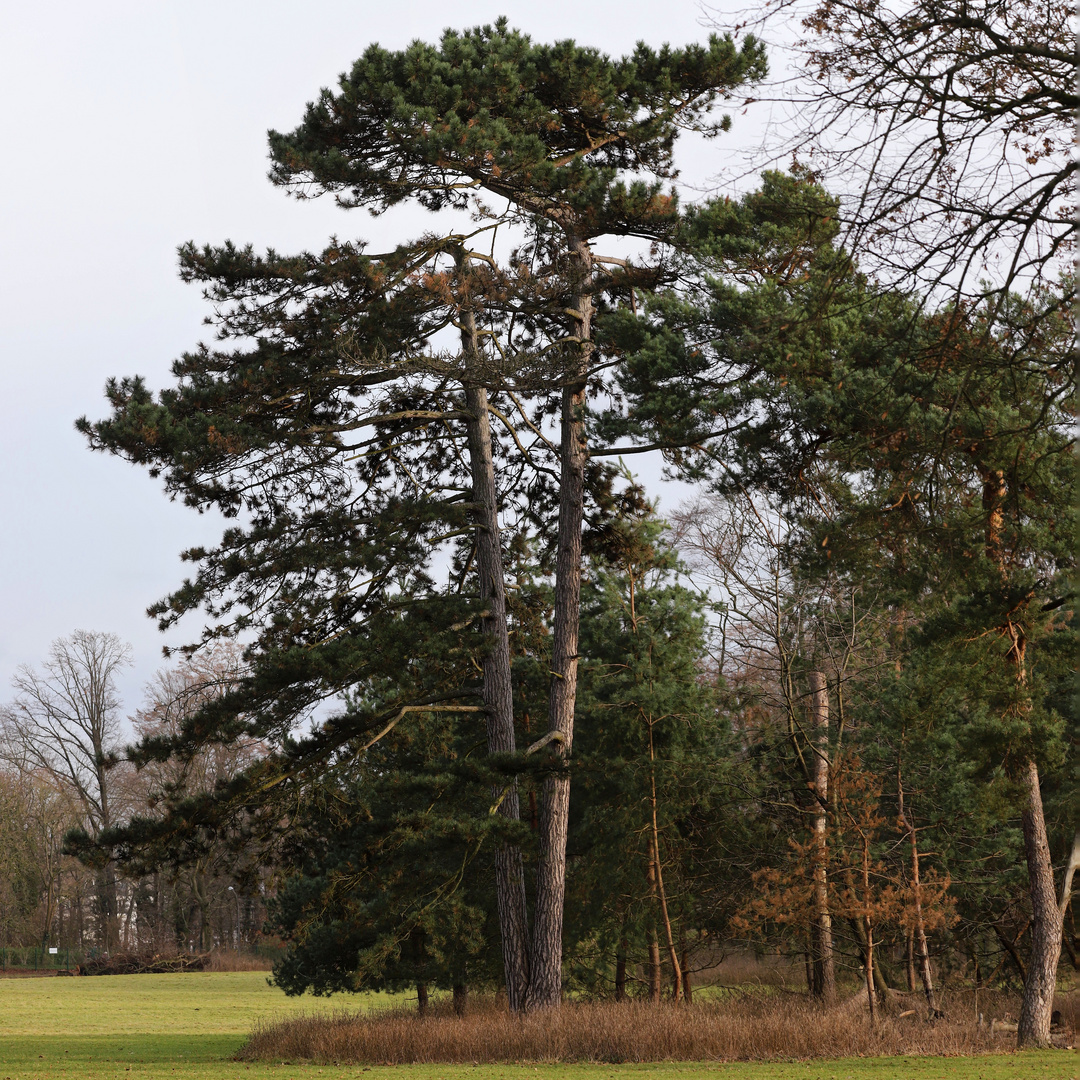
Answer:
0 971 1070 1080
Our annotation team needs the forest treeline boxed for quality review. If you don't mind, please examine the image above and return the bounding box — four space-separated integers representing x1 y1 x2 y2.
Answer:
0 637 272 957
1 5 1073 1051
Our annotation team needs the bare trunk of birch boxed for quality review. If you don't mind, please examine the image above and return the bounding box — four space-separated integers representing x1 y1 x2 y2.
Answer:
808 670 835 1002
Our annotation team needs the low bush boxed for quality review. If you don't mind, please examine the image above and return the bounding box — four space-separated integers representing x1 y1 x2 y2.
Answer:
205 950 275 972
239 989 1076 1063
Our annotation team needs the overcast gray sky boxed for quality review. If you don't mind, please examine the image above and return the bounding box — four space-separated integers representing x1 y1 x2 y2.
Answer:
0 0 784 721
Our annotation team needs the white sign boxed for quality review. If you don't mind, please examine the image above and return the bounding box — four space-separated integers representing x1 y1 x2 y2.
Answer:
48 947 58 954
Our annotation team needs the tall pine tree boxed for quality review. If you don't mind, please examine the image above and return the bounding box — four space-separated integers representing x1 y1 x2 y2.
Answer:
80 21 766 1010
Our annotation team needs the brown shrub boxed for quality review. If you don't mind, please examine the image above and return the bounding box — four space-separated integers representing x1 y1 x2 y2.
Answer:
206 950 275 972
238 989 1076 1064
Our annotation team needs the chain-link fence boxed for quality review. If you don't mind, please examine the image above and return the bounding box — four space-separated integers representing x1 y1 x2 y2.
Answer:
0 947 79 972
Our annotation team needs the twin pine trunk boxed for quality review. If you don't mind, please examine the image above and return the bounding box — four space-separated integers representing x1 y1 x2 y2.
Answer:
460 235 592 1011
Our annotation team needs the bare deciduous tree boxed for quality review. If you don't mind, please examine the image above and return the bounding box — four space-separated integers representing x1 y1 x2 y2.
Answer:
673 492 881 1001
128 645 266 953
1 630 131 951
723 0 1074 310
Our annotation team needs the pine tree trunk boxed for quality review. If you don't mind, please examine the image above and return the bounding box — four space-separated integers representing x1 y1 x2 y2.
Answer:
979 471 1063 1046
808 670 835 1002
994 922 1028 982
463 369 530 1012
615 937 627 1002
647 935 662 1004
1017 758 1062 1048
453 981 468 1016
417 982 429 1016
646 857 662 1004
898 766 938 1015
914 927 938 1016
864 921 877 1025
681 931 692 1003
860 833 877 1023
848 915 891 997
647 723 682 1001
1059 831 1080 971
526 232 591 1011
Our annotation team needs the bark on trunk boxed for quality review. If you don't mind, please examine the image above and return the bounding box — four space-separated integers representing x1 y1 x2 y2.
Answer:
96 763 119 954
453 981 468 1016
646 857 662 1004
898 767 938 1015
121 885 137 952
647 722 682 1001
1017 759 1062 1048
647 934 662 1004
980 471 1061 1047
681 935 693 1003
655 839 682 1002
1060 832 1080 970
914 907 938 1015
848 915 891 997
615 937 628 1002
42 878 55 951
417 982 429 1016
864 921 877 1024
994 922 1028 982
860 834 877 1024
99 863 120 954
525 232 592 1011
463 370 530 1012
808 670 835 1002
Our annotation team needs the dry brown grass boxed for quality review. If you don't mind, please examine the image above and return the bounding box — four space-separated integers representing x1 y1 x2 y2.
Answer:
239 989 1076 1064
695 949 804 989
206 949 275 972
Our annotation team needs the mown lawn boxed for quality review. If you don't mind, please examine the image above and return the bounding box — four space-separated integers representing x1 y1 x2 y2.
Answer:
0 971 1070 1080
0 970 356 1037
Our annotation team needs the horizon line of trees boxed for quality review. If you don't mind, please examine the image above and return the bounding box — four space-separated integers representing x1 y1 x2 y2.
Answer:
0 635 273 958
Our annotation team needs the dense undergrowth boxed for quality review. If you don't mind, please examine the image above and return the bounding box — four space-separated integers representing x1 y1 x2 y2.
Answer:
240 989 1077 1064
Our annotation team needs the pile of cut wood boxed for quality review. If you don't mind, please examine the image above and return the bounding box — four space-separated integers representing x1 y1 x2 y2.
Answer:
77 953 210 976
